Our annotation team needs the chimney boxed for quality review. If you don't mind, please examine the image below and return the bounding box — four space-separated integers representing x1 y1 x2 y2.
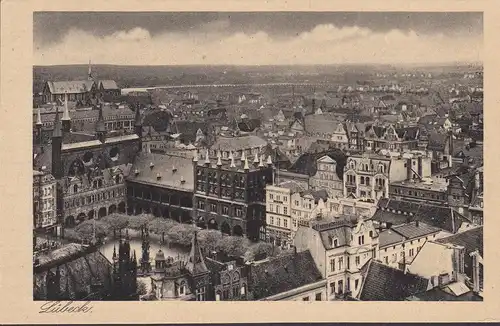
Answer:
415 220 419 227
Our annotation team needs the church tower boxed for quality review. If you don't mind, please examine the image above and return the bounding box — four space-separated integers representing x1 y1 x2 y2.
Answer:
61 93 72 133
88 59 93 81
95 105 107 143
134 107 143 150
185 231 210 301
51 105 63 179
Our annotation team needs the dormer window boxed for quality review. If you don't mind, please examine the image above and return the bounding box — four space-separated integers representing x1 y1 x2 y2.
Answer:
73 184 78 193
150 162 155 169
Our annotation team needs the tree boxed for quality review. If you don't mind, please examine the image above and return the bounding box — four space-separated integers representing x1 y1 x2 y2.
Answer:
198 229 223 253
137 279 149 296
147 217 176 234
74 220 108 242
244 242 275 262
100 213 129 236
128 214 155 230
166 224 197 247
216 236 249 257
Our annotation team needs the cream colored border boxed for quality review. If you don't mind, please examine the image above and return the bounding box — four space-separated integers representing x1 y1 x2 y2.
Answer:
1 0 498 323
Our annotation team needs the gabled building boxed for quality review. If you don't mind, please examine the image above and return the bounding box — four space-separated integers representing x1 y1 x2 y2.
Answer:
310 155 344 198
294 216 379 300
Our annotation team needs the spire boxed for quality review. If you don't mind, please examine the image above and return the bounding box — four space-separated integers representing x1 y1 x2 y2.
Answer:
112 245 117 262
204 149 210 165
241 151 246 162
134 107 143 139
88 59 93 80
185 231 208 276
62 93 71 133
96 105 106 142
36 108 42 126
258 154 264 168
217 150 222 166
266 154 273 166
229 151 236 168
52 103 62 138
253 151 259 164
62 93 70 121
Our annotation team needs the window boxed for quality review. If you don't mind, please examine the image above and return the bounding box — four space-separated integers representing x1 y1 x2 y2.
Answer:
358 235 365 245
270 204 274 212
284 207 288 215
384 256 389 264
315 293 322 301
222 206 229 215
223 289 229 300
269 193 274 200
330 258 335 272
277 218 281 226
302 297 309 301
277 195 281 201
333 239 338 247
293 219 297 228
196 287 206 301
235 208 243 217
409 248 415 257
355 256 360 266
366 177 370 186
330 282 336 294
284 219 288 228
233 287 239 298
338 257 344 270
179 282 185 295
275 206 280 214
284 196 287 202
241 285 246 295
360 176 365 185
270 216 274 225
211 203 217 212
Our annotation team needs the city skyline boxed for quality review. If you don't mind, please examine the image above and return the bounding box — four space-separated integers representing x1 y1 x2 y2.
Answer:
34 12 483 66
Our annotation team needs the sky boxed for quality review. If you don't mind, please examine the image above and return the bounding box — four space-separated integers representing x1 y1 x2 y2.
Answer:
34 12 483 66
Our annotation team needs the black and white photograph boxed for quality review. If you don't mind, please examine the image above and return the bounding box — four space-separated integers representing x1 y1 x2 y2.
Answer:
31 11 483 302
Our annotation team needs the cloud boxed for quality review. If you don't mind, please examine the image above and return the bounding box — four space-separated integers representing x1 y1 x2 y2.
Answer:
34 24 482 65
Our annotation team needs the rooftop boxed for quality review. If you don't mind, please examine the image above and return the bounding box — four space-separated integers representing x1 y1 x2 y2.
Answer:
127 152 195 192
248 250 324 300
390 178 448 192
359 259 429 301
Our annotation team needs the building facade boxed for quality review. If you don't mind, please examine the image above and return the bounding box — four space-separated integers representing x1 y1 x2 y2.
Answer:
33 170 58 231
294 216 380 300
310 155 344 198
193 151 274 241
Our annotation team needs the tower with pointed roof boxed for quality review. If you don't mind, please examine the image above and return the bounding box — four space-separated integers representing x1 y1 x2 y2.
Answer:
51 104 63 179
95 105 107 143
61 93 72 133
35 108 43 146
134 106 143 149
186 231 210 301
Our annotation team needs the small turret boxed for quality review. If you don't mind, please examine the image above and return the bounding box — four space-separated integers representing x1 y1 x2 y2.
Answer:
204 149 210 166
266 154 273 166
229 151 236 168
244 157 250 171
217 150 222 167
35 108 42 127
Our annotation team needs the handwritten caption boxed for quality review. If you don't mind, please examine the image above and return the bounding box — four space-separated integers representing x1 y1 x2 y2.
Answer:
39 301 94 314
